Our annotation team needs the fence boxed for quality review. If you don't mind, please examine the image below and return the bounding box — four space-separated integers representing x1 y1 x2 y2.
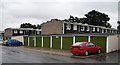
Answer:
24 34 107 52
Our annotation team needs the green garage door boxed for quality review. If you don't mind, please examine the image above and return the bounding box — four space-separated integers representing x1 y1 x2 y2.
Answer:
52 36 61 49
75 36 88 42
43 36 50 48
36 37 42 47
24 37 28 46
90 36 107 53
29 37 34 47
62 37 73 50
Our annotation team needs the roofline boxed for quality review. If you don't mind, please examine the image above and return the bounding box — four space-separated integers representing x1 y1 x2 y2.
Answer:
23 33 120 37
5 28 41 31
63 22 117 30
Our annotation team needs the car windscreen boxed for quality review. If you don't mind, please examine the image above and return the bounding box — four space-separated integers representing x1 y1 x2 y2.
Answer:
72 42 83 46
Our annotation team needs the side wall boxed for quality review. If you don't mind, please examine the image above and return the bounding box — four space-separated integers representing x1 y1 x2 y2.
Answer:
4 29 12 37
107 35 119 53
41 20 63 34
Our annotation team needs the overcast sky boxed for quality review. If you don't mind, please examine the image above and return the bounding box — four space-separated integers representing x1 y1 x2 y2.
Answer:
0 0 120 31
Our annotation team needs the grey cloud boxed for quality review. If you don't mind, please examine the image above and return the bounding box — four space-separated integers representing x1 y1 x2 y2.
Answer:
0 0 119 31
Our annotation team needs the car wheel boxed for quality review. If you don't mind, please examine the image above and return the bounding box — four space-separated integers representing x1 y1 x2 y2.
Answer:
72 53 76 56
20 43 23 46
8 44 12 46
85 51 89 56
98 49 101 54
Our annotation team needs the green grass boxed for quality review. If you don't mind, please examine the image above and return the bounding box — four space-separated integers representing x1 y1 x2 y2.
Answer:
29 37 34 47
75 36 88 42
24 37 28 46
90 36 107 52
52 36 61 49
62 37 73 50
36 37 42 47
43 36 50 48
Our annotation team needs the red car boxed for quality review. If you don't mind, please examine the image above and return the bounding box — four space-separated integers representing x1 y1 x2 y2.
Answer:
70 42 101 56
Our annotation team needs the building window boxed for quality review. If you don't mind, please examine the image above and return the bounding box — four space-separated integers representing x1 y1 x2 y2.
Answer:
93 27 95 32
66 24 71 30
73 25 77 30
108 30 109 33
81 26 85 31
104 29 107 33
86 26 90 31
102 29 104 33
111 30 112 33
20 30 23 34
37 31 40 34
109 30 111 33
97 28 99 32
14 30 17 34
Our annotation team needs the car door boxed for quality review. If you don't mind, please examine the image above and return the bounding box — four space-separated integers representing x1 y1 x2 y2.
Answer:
86 43 93 53
12 40 16 45
89 42 96 53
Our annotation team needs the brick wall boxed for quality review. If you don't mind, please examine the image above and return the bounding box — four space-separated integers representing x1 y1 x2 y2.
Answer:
41 19 63 34
4 28 12 37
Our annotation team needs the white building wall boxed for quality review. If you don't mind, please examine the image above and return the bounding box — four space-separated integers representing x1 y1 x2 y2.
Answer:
11 36 24 45
107 35 119 53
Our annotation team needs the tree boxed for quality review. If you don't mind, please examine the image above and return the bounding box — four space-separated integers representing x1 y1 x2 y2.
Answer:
32 25 37 29
82 10 111 28
69 15 75 23
106 23 112 28
20 23 33 28
63 10 111 28
75 17 80 23
20 23 41 29
117 21 120 30
37 24 41 29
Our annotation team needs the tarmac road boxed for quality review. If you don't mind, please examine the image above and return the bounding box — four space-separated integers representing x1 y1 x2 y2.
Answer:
1 46 119 63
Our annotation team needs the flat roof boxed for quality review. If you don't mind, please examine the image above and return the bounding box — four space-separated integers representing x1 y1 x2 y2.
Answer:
6 28 41 31
64 22 117 30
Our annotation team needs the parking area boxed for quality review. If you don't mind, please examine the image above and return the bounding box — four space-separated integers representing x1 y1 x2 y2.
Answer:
21 46 120 63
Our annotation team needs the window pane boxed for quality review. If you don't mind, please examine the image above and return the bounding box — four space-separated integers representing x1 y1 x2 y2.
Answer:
14 30 17 34
73 25 77 30
72 42 83 46
20 30 23 34
66 24 71 30
89 43 95 46
81 26 85 31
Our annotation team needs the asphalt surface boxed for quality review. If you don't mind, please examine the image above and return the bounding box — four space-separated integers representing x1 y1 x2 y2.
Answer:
1 46 119 63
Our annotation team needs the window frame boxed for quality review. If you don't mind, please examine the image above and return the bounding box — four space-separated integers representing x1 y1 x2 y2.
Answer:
81 26 85 31
14 30 18 34
20 30 23 34
89 42 95 47
92 27 95 32
73 25 77 30
86 26 90 31
66 24 71 30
